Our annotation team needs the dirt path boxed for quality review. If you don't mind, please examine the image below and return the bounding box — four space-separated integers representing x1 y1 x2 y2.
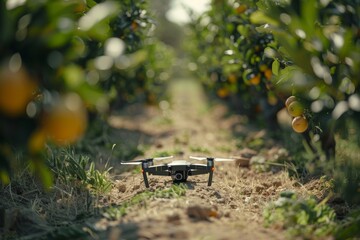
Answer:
97 79 301 239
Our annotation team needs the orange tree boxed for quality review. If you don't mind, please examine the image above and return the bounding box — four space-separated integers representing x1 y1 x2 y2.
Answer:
186 0 282 129
0 0 172 186
187 0 360 203
253 0 360 203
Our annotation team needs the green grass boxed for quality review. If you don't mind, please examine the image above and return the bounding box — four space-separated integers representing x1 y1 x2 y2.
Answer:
189 145 211 154
153 148 183 157
102 183 187 220
264 191 337 238
48 147 113 194
264 191 360 239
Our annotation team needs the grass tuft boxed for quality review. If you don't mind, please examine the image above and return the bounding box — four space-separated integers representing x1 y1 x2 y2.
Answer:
263 192 336 238
103 183 187 220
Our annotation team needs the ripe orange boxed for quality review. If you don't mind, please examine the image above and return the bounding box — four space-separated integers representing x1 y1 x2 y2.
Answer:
249 74 261 85
43 93 87 145
74 0 86 13
287 101 304 117
236 5 247 14
217 88 229 98
292 116 308 133
0 67 37 116
131 21 138 31
264 69 272 80
285 96 297 108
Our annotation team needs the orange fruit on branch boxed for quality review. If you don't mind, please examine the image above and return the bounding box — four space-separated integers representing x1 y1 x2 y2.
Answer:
236 5 247 14
43 93 87 145
0 66 37 116
217 88 229 98
249 74 261 85
285 96 296 108
292 116 308 133
264 69 272 80
287 101 304 117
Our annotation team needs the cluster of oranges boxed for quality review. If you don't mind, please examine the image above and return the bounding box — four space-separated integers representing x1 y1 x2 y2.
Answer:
0 65 87 152
285 96 309 133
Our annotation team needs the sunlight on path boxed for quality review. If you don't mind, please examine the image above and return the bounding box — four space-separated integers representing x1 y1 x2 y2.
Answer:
163 78 232 157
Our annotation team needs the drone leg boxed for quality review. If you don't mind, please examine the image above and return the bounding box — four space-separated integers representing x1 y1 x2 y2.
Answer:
142 170 149 188
207 171 213 186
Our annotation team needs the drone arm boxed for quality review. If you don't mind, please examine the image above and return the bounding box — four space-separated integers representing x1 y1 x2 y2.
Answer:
146 165 170 176
188 164 211 176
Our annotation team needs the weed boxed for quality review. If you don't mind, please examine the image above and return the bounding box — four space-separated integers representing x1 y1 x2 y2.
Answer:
153 148 183 157
48 147 112 195
263 191 336 238
102 184 187 220
216 145 232 153
152 115 173 126
190 146 211 154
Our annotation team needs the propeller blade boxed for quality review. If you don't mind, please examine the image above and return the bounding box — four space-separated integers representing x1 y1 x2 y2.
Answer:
120 162 142 165
189 156 207 161
153 156 173 161
230 156 251 160
214 158 235 162
189 156 235 162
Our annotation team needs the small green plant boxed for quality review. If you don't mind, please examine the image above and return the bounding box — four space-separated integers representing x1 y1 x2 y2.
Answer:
153 148 183 158
190 146 211 154
49 147 112 194
103 184 187 220
264 191 336 238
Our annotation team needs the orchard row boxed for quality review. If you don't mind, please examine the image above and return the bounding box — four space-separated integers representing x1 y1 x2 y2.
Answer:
186 0 360 204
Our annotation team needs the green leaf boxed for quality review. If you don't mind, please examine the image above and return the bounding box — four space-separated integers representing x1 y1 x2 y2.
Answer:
301 0 317 34
78 1 120 32
272 59 280 76
250 11 278 26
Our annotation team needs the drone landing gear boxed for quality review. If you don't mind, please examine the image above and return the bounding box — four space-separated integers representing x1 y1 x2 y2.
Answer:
207 170 213 186
142 169 150 188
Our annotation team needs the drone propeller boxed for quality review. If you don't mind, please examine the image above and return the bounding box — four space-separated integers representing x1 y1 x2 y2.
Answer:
120 162 142 165
189 156 235 162
121 156 173 165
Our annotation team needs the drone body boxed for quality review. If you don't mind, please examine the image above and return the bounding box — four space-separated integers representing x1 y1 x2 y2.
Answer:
121 156 233 188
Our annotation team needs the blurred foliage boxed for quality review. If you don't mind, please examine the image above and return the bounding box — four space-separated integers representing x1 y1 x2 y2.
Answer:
186 0 360 204
264 191 334 238
185 0 282 129
0 0 174 186
254 0 360 204
264 191 360 239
